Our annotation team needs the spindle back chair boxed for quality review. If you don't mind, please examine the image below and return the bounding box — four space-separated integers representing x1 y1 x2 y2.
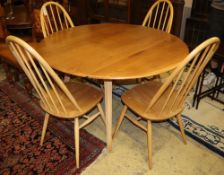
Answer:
6 35 105 168
40 1 74 38
142 0 174 33
113 37 220 169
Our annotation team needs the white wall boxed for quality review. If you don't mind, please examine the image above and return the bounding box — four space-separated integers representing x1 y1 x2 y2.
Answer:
180 0 193 39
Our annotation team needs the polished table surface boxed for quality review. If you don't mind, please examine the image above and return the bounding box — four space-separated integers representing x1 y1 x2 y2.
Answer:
32 23 189 151
33 23 188 79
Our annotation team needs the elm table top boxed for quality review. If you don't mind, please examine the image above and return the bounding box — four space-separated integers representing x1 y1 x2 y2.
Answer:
32 23 189 80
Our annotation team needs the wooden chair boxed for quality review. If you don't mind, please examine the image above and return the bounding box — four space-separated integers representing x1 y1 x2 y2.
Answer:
113 37 220 169
6 35 105 168
40 1 74 38
141 0 174 82
142 0 174 33
40 1 74 81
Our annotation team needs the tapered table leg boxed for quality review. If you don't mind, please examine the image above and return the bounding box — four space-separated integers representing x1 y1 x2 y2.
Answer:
104 80 112 151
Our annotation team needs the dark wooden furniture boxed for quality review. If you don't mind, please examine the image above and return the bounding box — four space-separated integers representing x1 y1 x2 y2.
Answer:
8 0 183 37
4 4 32 30
2 0 185 35
86 0 132 23
194 68 224 107
71 0 184 37
184 0 211 50
0 4 34 94
184 0 224 108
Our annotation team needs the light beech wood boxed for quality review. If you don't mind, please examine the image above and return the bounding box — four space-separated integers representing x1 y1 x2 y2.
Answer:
31 24 188 80
40 1 74 82
142 0 174 82
97 103 106 125
30 23 188 151
79 112 101 128
40 113 49 146
126 114 147 131
142 0 174 33
40 1 74 38
113 105 127 138
176 113 187 144
74 118 79 168
104 80 113 151
113 37 220 169
6 35 105 168
147 120 152 169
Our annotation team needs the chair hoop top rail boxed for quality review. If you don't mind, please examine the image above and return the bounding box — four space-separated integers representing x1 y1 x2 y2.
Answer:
40 1 74 38
142 0 174 33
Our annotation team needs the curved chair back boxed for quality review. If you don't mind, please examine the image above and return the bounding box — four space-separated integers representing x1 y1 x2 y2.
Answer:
145 37 220 116
6 35 82 116
142 0 174 33
40 1 74 38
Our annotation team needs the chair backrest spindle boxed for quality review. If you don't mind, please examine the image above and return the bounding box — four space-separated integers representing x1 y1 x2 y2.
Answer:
6 35 82 115
144 37 220 117
40 1 74 38
142 0 174 33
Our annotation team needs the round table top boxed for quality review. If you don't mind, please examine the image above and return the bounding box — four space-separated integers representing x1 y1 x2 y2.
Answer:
33 23 189 80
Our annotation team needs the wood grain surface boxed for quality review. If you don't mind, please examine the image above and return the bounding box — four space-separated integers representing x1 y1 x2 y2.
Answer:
32 23 188 80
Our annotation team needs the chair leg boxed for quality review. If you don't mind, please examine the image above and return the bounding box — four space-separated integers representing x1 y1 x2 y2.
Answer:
97 103 106 124
40 113 50 146
112 105 127 138
147 120 152 169
74 118 80 168
176 113 187 144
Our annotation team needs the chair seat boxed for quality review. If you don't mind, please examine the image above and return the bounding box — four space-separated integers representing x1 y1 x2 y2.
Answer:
40 81 103 118
122 81 183 121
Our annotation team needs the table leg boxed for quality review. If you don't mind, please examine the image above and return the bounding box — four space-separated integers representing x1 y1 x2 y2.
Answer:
104 80 112 151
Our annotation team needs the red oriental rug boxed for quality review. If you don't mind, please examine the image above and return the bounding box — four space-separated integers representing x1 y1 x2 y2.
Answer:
0 80 105 175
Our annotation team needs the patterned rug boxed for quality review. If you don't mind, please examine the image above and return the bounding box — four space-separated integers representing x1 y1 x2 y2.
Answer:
0 80 105 175
169 116 224 157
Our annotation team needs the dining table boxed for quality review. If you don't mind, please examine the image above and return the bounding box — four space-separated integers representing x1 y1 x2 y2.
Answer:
32 23 189 151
